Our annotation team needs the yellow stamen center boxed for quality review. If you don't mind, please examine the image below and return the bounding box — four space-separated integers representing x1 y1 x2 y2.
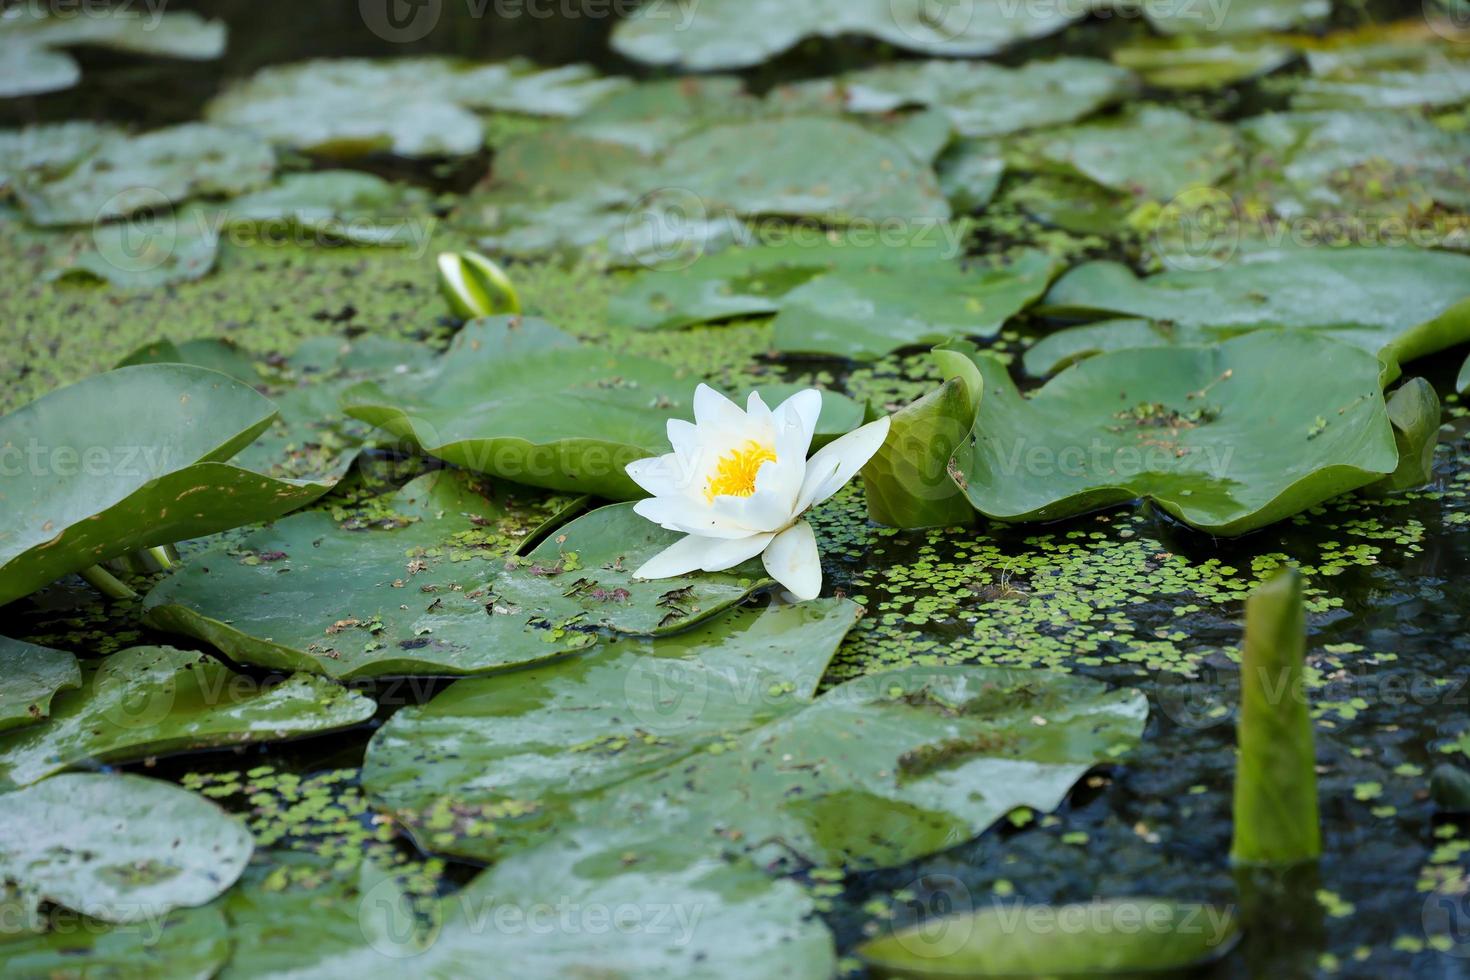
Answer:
705 440 776 502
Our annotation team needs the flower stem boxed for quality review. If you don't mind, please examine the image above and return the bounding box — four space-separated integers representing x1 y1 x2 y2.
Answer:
78 564 139 601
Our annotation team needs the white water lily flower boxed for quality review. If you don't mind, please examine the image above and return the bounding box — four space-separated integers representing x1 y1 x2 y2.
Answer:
626 384 891 601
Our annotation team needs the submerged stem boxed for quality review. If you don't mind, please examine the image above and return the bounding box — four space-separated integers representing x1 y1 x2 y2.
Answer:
78 564 140 600
147 546 177 570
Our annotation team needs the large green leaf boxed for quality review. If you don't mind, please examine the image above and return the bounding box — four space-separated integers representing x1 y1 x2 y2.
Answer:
1040 246 1470 375
1145 0 1327 33
583 665 1147 870
657 117 950 224
1111 35 1298 89
341 317 691 499
220 841 835 979
120 335 437 484
1238 111 1470 220
142 472 597 680
490 501 773 638
222 171 436 248
0 9 224 99
799 58 1134 138
0 636 79 733
0 906 228 978
0 773 251 924
859 898 1240 977
363 599 858 861
205 58 626 158
0 121 121 183
0 646 375 789
612 0 1104 69
610 238 959 332
51 204 222 289
771 250 1058 359
1019 106 1240 201
14 124 275 227
0 364 334 608
946 332 1399 535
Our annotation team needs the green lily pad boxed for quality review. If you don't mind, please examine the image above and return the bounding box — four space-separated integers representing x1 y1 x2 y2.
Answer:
0 646 375 789
363 598 859 861
1238 110 1470 220
946 331 1399 535
490 500 773 638
1146 0 1327 34
1024 318 1197 377
0 636 80 733
610 238 959 332
0 773 251 924
1041 246 1470 374
50 203 222 290
1112 35 1298 89
1285 23 1470 110
14 124 275 227
119 335 436 484
658 117 949 225
937 139 1006 212
0 905 228 978
612 0 1102 70
568 75 761 154
205 57 625 158
223 171 436 248
223 840 835 978
0 363 335 609
1459 353 1470 395
771 250 1059 359
340 317 691 499
0 9 224 99
1020 106 1240 201
1006 173 1134 236
1366 378 1441 495
862 379 977 529
0 121 121 183
142 471 597 680
802 58 1134 138
584 664 1148 869
859 898 1240 977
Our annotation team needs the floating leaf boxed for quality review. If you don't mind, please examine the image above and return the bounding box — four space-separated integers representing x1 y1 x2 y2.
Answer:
798 58 1134 137
0 9 224 99
0 905 228 977
612 0 1104 70
0 646 375 788
1041 246 1470 376
0 364 334 608
1146 0 1327 34
14 124 274 227
771 250 1058 359
610 238 959 332
143 471 597 680
0 121 121 183
206 57 626 158
945 331 1398 535
490 501 773 639
937 139 1006 212
340 317 689 499
0 636 80 733
51 203 221 289
0 773 251 924
584 665 1147 870
863 379 977 529
118 335 436 484
363 599 860 861
223 171 435 248
1019 106 1240 201
859 898 1240 977
1112 35 1298 89
658 117 950 225
224 840 835 978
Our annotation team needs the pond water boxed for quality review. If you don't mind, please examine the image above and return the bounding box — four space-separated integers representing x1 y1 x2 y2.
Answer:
3 0 1470 977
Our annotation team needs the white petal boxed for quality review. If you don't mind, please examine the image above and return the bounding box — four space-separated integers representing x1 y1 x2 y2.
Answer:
711 475 798 533
666 418 700 457
762 520 821 601
773 388 822 459
796 416 891 514
626 453 690 499
634 497 753 539
634 531 773 580
693 383 746 433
